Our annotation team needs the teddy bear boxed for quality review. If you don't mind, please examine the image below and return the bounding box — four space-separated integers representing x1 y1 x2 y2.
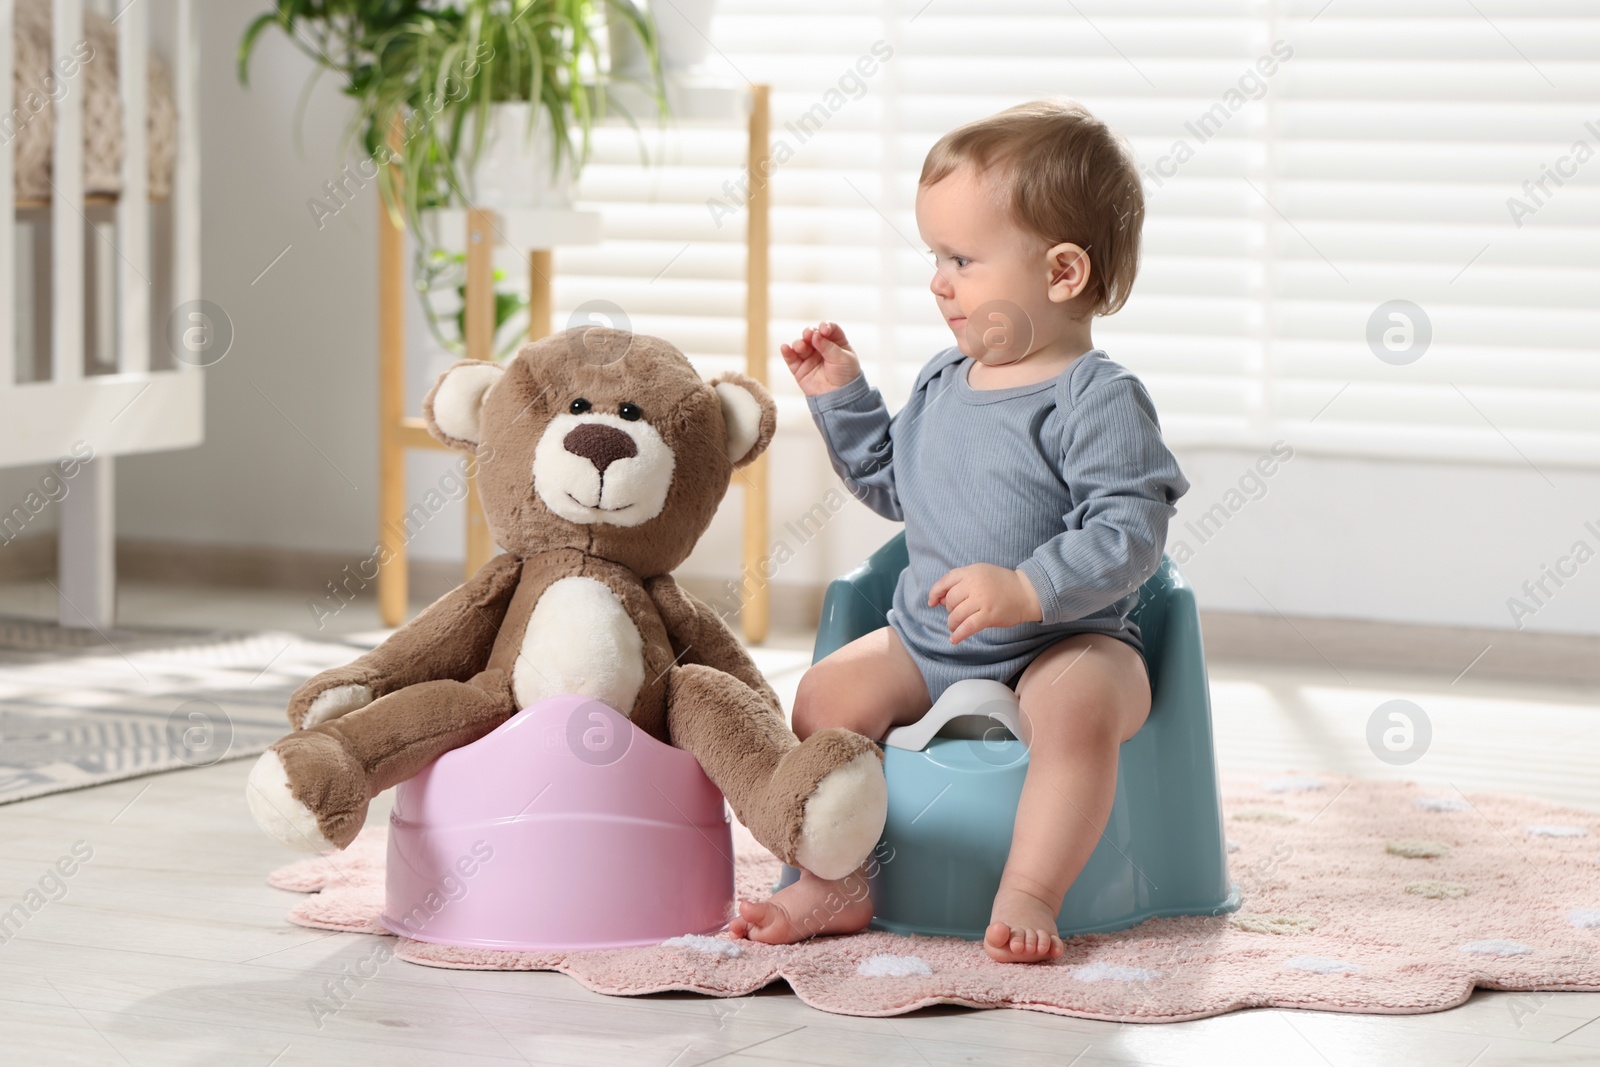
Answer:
244 326 888 881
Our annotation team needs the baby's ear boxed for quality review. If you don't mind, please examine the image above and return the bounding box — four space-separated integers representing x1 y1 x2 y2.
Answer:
423 360 505 450
708 371 777 469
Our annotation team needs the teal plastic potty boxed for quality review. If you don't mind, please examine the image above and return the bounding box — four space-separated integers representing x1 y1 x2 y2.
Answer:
775 532 1240 940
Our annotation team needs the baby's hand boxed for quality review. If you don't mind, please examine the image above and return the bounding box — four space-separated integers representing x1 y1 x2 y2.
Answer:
929 564 1043 644
781 321 861 397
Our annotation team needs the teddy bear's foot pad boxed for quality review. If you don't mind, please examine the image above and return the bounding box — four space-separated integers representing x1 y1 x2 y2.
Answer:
794 747 888 880
246 750 338 854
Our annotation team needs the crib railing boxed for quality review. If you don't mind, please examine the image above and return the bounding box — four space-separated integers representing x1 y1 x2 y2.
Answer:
1 0 201 628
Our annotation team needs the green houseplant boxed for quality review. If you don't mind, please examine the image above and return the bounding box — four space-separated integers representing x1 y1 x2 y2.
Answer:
239 0 670 356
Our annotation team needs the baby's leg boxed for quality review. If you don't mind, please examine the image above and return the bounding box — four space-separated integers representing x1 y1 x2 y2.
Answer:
986 633 1152 963
729 626 931 944
790 624 934 743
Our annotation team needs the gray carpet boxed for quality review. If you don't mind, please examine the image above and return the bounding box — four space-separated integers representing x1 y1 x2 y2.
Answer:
0 616 378 805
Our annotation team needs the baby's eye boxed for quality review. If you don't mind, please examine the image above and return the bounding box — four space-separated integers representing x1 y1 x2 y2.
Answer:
952 255 969 268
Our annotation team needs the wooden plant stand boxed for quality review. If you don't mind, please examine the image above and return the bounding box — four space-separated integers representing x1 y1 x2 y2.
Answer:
375 83 773 641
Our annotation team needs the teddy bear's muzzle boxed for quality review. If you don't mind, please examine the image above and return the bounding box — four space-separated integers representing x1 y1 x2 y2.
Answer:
533 412 676 528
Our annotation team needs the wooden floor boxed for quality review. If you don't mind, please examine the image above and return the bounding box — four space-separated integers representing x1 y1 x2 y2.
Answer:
1 581 1598 1066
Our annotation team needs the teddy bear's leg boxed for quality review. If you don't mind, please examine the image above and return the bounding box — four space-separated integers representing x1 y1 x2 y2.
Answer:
665 663 888 880
246 669 516 852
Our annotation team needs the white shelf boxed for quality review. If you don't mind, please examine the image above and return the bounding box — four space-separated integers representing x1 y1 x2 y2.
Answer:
596 73 748 126
417 74 749 253
421 206 604 252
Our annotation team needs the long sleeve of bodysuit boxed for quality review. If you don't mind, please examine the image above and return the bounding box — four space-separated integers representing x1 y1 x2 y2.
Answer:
804 373 903 522
1015 374 1191 626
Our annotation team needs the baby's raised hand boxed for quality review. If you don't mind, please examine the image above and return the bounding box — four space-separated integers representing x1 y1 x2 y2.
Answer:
781 321 861 397
928 564 1044 644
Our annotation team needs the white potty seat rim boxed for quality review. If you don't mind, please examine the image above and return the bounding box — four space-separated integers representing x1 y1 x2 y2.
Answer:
883 678 1024 751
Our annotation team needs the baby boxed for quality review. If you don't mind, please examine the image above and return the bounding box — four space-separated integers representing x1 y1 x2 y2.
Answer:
728 99 1192 963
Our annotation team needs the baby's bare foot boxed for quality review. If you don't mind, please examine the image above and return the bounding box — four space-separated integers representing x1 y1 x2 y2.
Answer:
985 884 1065 963
727 869 873 944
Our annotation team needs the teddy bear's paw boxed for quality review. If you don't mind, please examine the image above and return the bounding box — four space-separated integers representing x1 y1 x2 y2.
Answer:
246 750 338 854
300 683 374 729
794 748 888 880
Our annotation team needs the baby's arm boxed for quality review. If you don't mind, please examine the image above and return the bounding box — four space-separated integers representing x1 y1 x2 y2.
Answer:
1017 375 1191 625
787 322 902 521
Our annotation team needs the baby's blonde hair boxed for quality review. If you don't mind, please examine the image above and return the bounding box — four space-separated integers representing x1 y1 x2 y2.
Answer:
919 98 1144 317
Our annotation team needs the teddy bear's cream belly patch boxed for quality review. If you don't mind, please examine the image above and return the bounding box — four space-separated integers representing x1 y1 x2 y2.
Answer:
513 576 646 716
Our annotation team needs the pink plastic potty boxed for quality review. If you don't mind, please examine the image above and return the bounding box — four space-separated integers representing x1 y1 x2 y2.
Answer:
379 693 733 951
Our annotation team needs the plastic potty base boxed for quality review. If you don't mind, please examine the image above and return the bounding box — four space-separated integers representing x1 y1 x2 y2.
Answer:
866 886 1245 941
776 863 1245 941
376 914 733 953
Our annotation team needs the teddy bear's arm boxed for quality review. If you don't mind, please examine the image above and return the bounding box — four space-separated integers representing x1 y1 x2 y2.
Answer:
286 553 524 730
647 573 889 878
643 574 781 710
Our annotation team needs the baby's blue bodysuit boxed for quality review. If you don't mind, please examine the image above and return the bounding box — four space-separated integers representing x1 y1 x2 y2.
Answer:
805 346 1191 704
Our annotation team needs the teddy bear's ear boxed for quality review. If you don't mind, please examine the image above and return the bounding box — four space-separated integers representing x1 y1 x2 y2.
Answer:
709 371 777 469
422 360 505 450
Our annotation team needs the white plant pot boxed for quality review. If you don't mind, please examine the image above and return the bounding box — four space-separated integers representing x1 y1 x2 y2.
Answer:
460 101 576 211
608 0 721 78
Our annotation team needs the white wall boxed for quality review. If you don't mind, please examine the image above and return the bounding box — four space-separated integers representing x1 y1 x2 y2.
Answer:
1150 448 1600 638
104 0 1600 640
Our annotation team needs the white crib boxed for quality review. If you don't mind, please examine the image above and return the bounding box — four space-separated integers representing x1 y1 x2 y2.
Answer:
1 0 200 629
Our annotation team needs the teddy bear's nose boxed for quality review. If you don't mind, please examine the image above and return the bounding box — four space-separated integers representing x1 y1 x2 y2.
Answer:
563 422 638 475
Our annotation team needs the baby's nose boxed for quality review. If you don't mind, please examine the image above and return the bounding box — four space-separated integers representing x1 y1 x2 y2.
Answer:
563 422 637 475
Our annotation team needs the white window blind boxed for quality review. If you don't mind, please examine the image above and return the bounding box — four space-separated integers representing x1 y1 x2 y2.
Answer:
557 0 1600 469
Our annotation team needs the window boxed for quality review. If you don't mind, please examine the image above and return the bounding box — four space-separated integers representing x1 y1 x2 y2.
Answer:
561 0 1600 469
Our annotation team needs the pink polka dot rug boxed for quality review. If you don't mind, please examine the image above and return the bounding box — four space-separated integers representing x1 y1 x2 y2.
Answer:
265 772 1600 1020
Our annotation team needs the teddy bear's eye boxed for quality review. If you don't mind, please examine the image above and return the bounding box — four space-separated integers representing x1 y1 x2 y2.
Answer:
569 398 592 415
618 402 643 422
